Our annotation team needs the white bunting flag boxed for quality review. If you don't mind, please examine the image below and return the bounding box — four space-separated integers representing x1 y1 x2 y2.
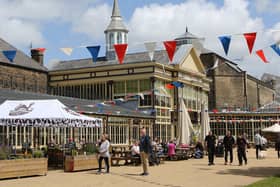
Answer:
144 42 157 61
60 48 73 56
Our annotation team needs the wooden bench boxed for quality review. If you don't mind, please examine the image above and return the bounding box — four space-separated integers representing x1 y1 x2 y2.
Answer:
158 155 168 163
111 156 132 166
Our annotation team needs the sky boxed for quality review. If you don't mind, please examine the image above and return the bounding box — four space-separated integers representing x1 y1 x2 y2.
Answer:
1 0 280 78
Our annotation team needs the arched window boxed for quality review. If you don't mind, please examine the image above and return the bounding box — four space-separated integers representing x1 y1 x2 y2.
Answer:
109 33 114 49
117 32 122 44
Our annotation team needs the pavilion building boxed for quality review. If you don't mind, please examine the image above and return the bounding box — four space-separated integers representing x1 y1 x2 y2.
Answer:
48 0 210 143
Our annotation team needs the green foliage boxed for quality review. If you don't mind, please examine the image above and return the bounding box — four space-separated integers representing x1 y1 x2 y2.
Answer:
33 150 44 158
246 177 280 187
83 143 98 155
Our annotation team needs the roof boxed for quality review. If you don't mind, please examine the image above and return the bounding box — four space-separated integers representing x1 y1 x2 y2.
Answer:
105 0 128 33
0 88 154 119
50 45 194 71
256 101 280 113
0 38 47 72
50 50 169 71
175 27 199 40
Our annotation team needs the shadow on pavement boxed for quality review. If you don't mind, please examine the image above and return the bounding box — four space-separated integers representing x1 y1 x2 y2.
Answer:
217 167 280 178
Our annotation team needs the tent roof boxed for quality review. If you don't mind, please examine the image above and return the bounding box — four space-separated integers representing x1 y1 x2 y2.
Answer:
262 123 280 133
0 99 102 127
0 88 154 119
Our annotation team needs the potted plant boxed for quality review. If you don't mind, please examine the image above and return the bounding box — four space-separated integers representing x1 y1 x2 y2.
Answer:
0 146 47 179
64 143 99 172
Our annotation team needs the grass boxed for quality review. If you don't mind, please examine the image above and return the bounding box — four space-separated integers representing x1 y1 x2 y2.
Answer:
246 177 280 187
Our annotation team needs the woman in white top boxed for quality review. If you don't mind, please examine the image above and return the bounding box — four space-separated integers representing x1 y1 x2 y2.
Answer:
98 134 110 173
131 140 140 157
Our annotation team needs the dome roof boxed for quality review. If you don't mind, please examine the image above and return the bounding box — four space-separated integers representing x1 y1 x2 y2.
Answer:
175 26 199 40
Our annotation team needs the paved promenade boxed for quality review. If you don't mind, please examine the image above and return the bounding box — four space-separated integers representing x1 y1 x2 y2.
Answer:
0 149 279 187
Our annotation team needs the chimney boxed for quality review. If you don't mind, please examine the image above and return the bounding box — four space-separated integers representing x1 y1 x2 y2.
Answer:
31 48 45 66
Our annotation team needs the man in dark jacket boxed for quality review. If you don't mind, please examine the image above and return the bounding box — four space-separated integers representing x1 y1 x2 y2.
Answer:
223 131 235 165
205 131 216 166
237 134 248 166
139 127 151 176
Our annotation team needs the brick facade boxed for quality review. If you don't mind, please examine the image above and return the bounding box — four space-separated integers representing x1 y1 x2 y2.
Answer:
0 63 48 93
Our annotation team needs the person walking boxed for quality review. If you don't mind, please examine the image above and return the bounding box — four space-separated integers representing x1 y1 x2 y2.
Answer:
139 128 152 176
254 131 262 159
276 133 280 159
205 131 216 166
237 134 248 166
97 134 110 174
223 131 235 165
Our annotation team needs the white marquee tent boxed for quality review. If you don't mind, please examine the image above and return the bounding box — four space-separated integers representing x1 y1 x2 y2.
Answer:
262 123 280 133
0 99 102 127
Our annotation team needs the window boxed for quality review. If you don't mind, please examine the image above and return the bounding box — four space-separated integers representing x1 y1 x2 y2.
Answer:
117 32 122 44
114 81 125 95
139 79 151 92
109 33 114 49
140 95 152 106
107 117 129 145
126 80 138 93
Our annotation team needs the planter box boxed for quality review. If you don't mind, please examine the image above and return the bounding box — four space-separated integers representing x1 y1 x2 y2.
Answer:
0 158 47 179
64 154 99 172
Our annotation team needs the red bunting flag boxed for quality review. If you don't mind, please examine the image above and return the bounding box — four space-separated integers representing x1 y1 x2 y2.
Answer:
163 41 177 63
243 32 257 54
165 83 175 89
114 44 128 64
256 50 269 63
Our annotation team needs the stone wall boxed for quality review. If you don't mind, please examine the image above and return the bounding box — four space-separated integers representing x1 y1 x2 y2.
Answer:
246 78 258 110
200 53 275 111
259 84 275 106
0 64 48 93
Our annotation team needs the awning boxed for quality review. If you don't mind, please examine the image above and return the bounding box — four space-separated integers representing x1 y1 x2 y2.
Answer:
0 99 102 127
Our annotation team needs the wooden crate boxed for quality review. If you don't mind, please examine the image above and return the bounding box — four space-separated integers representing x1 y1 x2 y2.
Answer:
64 154 99 172
0 158 47 179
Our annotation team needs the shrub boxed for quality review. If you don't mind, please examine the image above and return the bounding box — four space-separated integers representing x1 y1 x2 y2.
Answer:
83 143 98 155
33 150 44 158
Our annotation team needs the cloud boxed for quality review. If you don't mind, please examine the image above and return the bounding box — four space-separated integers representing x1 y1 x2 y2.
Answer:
72 4 111 41
0 0 97 47
255 0 280 13
0 18 44 47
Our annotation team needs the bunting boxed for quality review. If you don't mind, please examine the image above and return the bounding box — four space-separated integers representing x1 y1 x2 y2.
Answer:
172 81 184 88
256 50 269 63
144 42 157 61
271 44 280 56
243 32 257 54
163 41 177 63
114 44 128 64
166 83 175 89
218 36 231 55
87 46 101 63
2 50 17 62
60 48 73 56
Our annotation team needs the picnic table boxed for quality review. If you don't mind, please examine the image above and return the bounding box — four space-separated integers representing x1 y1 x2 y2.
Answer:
110 146 137 166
